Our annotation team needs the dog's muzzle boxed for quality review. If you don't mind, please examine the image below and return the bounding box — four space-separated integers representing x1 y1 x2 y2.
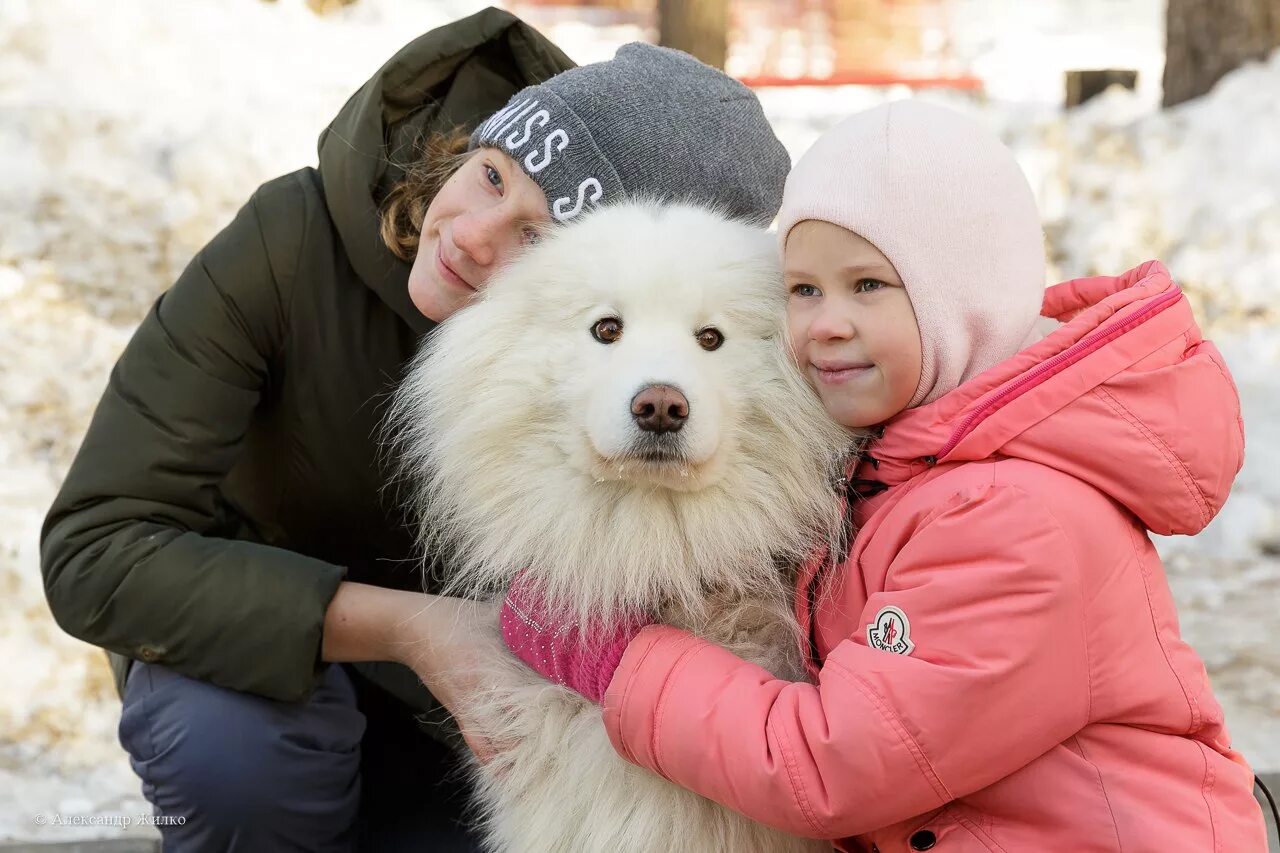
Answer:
626 384 690 463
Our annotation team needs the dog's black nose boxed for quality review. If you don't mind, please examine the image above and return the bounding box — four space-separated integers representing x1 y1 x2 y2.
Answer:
631 385 688 434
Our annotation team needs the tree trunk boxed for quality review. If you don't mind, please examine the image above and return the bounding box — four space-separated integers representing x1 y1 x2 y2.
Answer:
1065 69 1139 107
658 0 730 69
1163 0 1280 107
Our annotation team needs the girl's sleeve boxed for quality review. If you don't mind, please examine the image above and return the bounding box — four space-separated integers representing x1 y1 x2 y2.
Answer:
40 173 348 703
601 482 1090 839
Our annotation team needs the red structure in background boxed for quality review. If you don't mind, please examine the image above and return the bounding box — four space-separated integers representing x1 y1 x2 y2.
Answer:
740 70 981 90
510 0 983 91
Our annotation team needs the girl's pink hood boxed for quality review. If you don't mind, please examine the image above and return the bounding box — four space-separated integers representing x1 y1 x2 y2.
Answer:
866 260 1245 536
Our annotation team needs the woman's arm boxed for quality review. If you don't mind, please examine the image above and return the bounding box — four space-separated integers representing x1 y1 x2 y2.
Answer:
40 174 349 703
322 581 491 673
322 581 424 663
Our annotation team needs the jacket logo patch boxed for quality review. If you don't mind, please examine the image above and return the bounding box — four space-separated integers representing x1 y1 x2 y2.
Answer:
866 606 914 655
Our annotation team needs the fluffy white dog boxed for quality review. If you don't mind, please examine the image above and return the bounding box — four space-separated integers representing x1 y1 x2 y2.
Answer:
388 202 852 853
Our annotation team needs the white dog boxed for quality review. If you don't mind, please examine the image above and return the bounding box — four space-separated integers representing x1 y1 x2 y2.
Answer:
388 202 853 853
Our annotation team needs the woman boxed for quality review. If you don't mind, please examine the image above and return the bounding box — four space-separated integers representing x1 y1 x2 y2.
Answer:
39 8 791 851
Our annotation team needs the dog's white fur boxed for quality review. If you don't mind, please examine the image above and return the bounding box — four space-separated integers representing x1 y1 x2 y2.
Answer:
387 202 852 853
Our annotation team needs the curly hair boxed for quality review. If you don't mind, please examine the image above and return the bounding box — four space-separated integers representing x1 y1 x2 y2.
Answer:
379 127 473 262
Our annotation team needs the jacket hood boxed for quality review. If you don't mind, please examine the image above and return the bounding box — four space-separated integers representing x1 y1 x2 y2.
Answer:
317 8 574 335
862 261 1245 535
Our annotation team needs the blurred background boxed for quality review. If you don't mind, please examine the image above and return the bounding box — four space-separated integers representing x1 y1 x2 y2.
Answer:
1 0 1277 845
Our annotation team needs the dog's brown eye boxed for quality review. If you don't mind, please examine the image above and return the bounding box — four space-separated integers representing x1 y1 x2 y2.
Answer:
592 318 623 344
697 327 724 351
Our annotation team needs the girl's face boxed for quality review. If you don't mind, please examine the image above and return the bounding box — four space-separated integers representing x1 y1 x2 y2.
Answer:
408 147 551 322
785 220 922 429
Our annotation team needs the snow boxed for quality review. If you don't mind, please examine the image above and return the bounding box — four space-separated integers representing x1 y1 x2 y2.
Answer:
2 0 1276 842
947 0 1166 106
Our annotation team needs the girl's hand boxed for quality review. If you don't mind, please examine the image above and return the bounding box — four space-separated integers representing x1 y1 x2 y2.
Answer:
391 594 505 764
500 573 652 703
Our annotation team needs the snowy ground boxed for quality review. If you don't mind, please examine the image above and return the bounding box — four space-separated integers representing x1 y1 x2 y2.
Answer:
2 0 1276 842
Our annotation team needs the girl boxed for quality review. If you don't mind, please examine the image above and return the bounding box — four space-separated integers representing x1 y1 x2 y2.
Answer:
39 8 791 850
493 101 1268 850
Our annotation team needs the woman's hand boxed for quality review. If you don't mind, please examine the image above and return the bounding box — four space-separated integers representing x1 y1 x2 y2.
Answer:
390 594 506 764
321 583 506 763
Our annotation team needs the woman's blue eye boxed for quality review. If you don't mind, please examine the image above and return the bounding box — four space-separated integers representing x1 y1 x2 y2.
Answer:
485 164 503 190
792 284 819 298
855 279 885 293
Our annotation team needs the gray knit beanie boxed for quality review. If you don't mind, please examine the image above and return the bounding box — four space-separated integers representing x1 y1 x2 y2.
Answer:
470 42 789 225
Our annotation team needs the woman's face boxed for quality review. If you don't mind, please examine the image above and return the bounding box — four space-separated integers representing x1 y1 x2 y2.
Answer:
408 146 551 322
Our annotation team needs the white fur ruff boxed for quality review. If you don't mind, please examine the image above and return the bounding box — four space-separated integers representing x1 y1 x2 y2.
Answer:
387 202 852 853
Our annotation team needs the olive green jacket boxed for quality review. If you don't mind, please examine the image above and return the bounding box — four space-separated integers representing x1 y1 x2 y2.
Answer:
39 8 574 711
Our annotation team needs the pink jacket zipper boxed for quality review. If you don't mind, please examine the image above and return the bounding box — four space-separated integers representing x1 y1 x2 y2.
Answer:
936 287 1184 460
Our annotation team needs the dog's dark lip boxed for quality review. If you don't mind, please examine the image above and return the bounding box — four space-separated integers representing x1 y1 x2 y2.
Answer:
631 450 684 463
615 440 689 466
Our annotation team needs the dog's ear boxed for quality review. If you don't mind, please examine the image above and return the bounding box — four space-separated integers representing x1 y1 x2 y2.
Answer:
766 323 861 465
762 329 803 428
769 327 812 412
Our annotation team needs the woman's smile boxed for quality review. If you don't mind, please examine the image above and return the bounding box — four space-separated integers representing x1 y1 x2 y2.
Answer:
435 238 475 292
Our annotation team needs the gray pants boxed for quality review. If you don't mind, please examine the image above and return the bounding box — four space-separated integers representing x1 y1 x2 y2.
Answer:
118 660 484 851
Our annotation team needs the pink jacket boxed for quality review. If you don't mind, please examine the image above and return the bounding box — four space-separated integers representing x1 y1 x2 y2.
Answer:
602 261 1267 851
